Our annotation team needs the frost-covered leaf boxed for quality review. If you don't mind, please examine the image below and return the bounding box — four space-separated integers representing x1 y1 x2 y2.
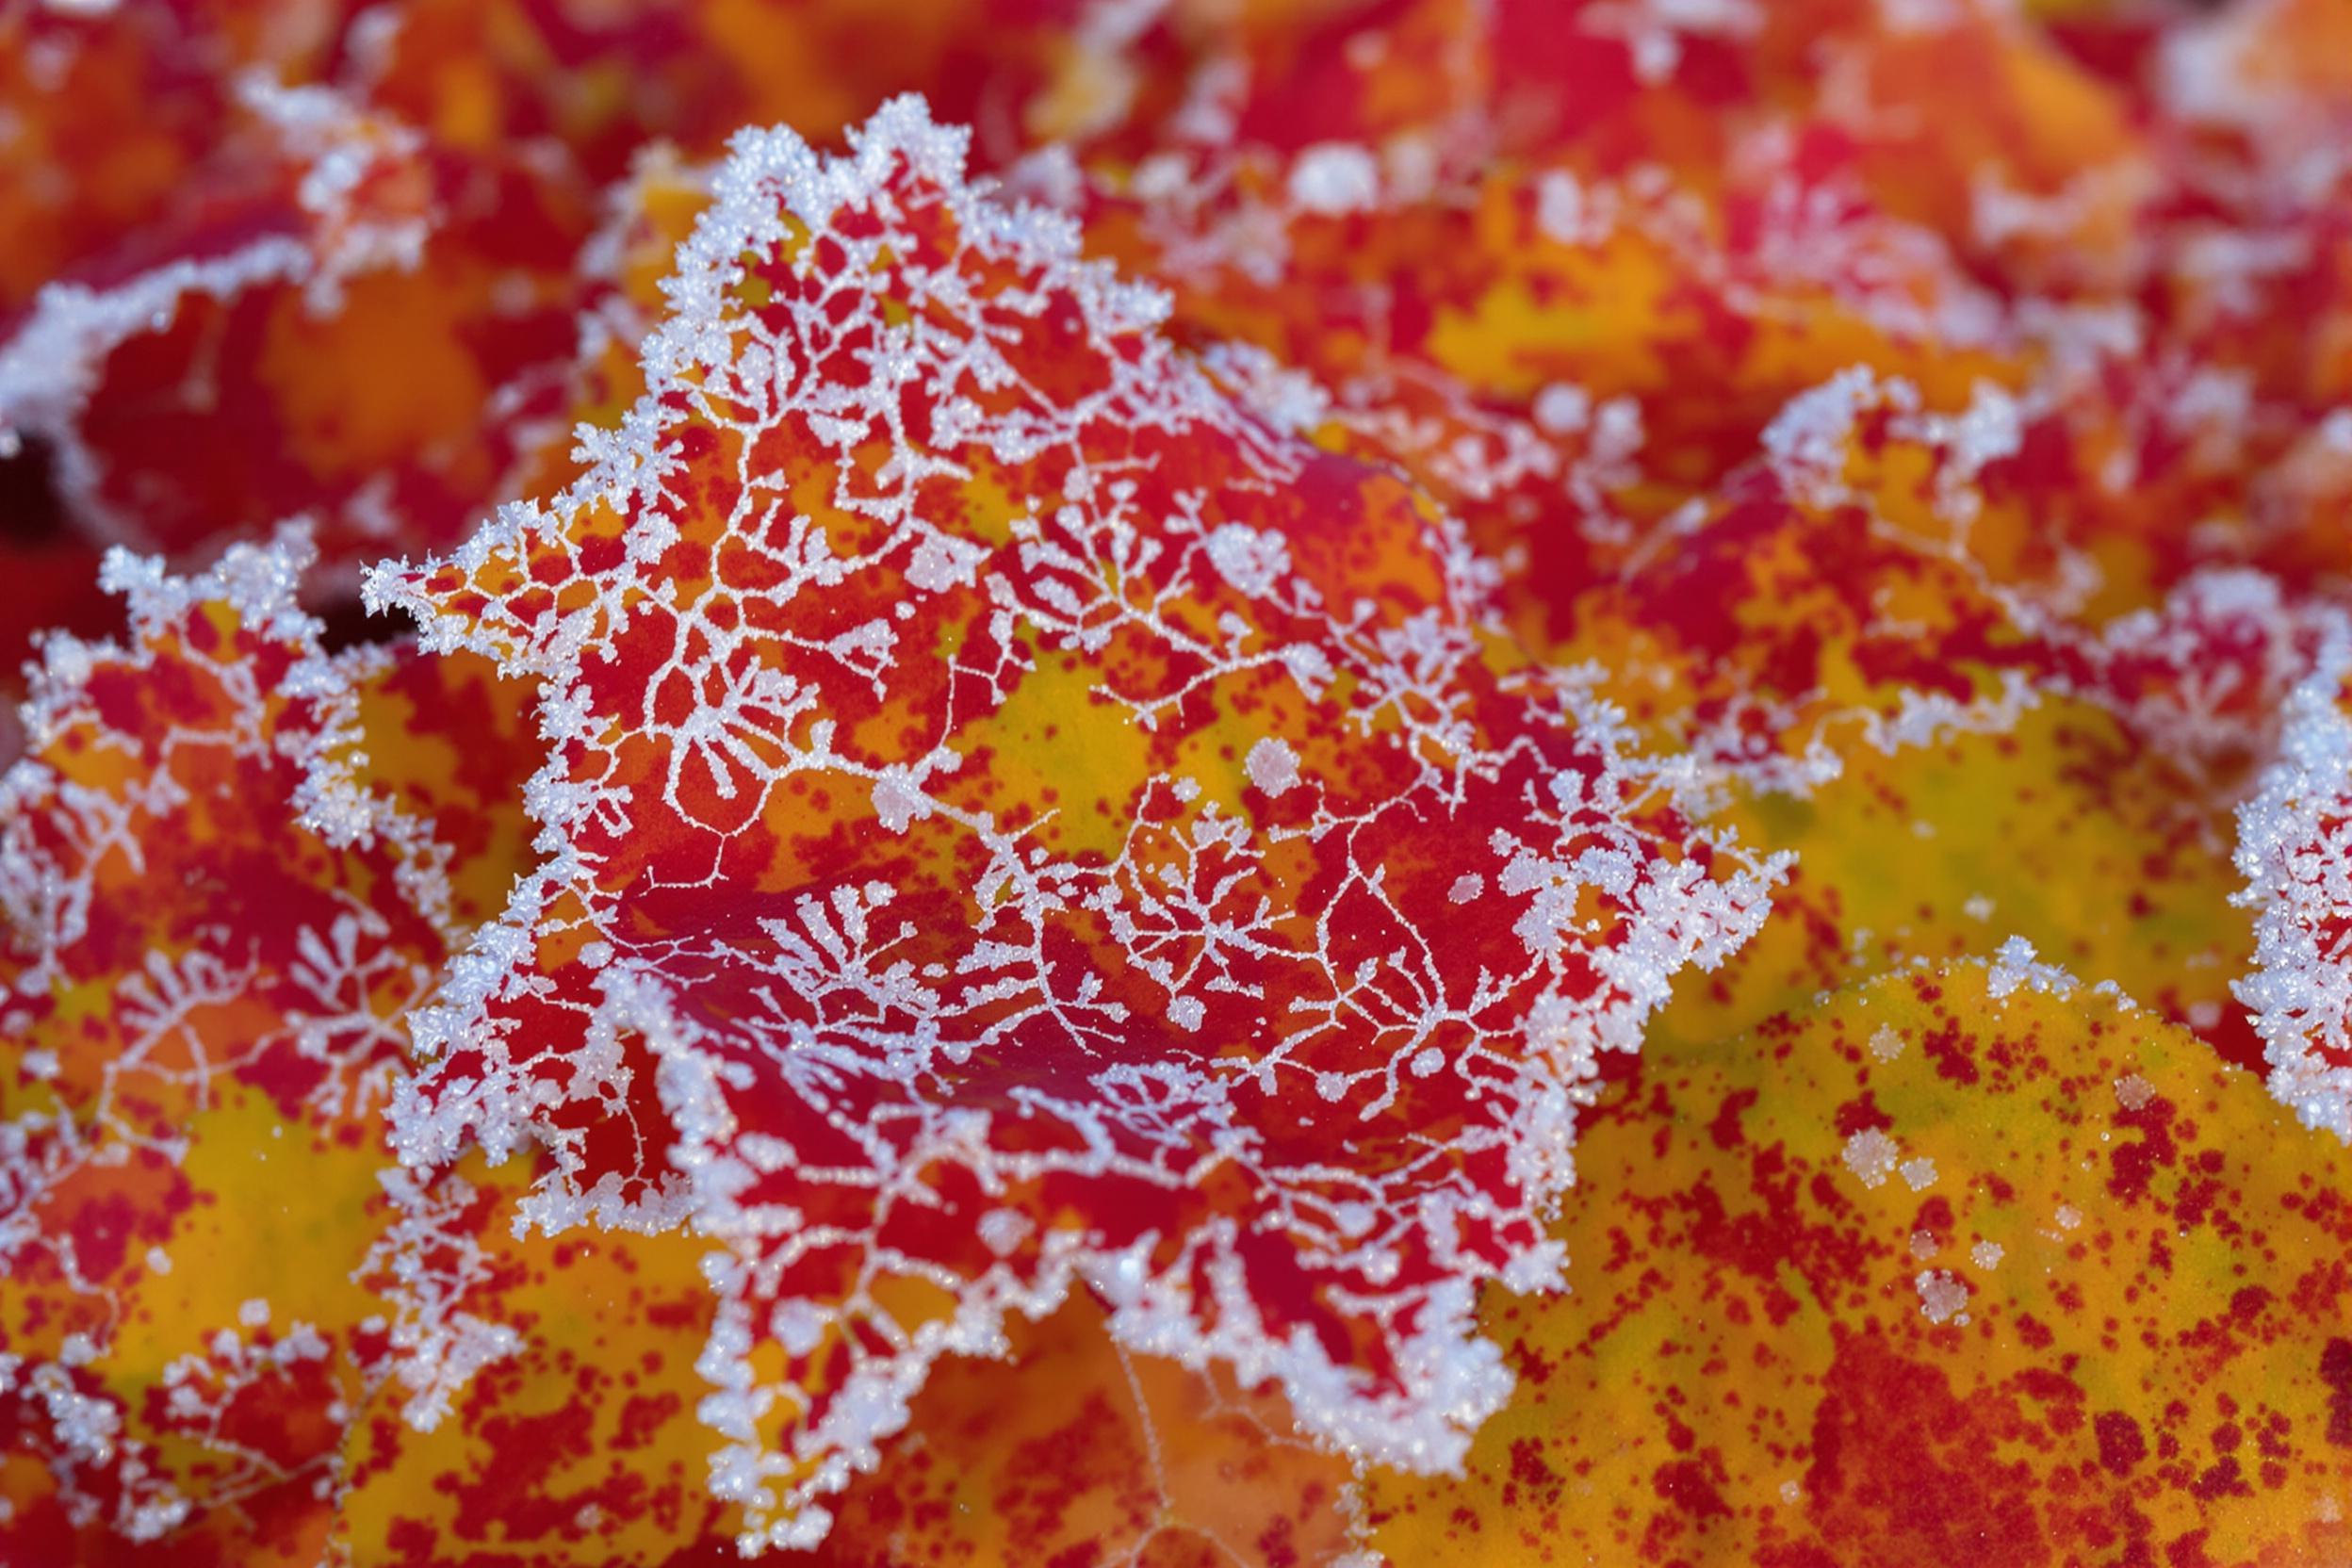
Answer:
0 75 596 580
367 97 1781 1550
0 535 539 1559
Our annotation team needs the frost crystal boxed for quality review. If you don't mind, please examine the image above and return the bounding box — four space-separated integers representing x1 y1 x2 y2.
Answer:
2233 623 2352 1137
1984 936 2081 1001
1842 1128 1902 1189
1914 1268 1969 1324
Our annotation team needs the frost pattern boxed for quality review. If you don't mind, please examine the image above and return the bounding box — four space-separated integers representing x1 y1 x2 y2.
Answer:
2234 616 2352 1137
0 532 490 1535
367 97 1784 1550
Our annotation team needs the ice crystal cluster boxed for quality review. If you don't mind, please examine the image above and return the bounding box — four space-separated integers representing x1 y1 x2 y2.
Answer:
8 1 2352 1564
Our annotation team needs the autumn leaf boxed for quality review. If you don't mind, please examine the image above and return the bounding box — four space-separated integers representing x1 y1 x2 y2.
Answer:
364 97 1779 1550
1366 956 2352 1563
0 533 537 1560
0 78 595 578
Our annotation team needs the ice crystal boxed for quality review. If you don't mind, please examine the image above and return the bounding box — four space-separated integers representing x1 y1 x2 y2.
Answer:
2234 622 2352 1137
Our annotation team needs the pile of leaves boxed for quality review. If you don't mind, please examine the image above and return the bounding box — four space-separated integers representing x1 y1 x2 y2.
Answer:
6 0 2352 1561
